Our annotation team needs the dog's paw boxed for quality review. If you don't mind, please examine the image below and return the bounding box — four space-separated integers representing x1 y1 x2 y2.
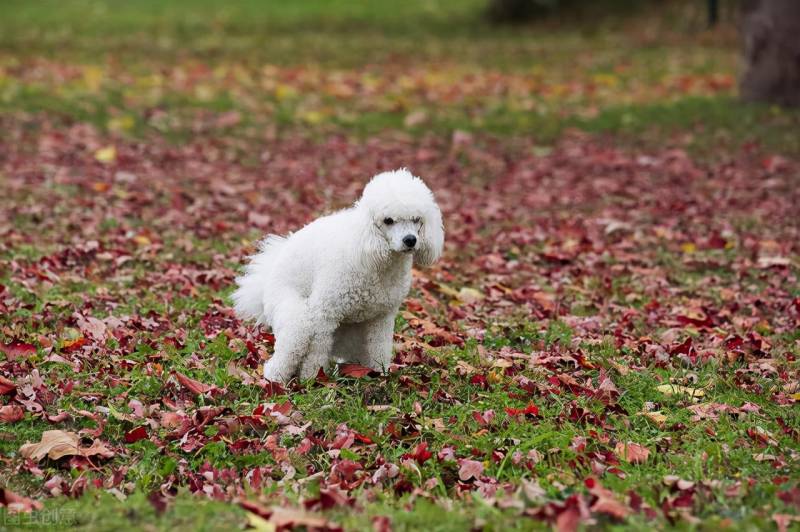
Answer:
263 359 289 383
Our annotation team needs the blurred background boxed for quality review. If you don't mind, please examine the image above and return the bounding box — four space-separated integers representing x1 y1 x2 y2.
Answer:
1 0 797 155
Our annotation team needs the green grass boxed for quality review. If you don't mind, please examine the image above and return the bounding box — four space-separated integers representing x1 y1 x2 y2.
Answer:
1 0 799 529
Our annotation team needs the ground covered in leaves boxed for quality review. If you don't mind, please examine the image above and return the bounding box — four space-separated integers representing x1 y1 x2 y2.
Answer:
1 1 800 530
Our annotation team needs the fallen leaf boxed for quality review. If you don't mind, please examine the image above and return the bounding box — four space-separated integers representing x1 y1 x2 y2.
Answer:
403 442 433 464
614 442 650 464
19 430 114 461
655 384 704 399
246 512 277 532
458 459 483 481
0 376 16 395
173 371 217 395
505 403 539 417
124 426 148 444
640 410 667 427
0 405 24 423
0 341 36 361
587 478 630 519
338 364 376 378
0 488 43 514
94 145 117 163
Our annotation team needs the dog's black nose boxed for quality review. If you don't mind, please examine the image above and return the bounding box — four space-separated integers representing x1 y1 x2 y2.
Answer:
403 235 417 248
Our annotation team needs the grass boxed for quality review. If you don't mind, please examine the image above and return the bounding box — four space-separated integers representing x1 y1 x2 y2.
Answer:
1 0 799 530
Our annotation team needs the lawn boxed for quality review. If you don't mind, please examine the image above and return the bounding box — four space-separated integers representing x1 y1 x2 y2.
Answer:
1 1 799 530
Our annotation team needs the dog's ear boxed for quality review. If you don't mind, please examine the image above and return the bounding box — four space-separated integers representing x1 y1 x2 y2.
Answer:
415 202 444 267
359 215 389 270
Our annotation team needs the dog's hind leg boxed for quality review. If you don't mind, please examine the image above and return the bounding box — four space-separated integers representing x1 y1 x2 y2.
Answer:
297 320 337 380
332 323 367 363
263 294 310 382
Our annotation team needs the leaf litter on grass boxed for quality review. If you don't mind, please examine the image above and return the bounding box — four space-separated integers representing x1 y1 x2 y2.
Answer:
0 116 799 528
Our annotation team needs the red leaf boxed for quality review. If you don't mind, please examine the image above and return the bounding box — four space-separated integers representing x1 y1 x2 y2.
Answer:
148 490 169 514
614 442 650 464
403 441 433 464
0 341 36 361
505 403 540 417
173 371 216 395
470 374 489 389
0 405 24 423
238 499 273 519
0 375 15 395
124 426 148 444
472 409 495 426
0 488 43 514
586 477 631 519
339 364 376 378
260 380 286 397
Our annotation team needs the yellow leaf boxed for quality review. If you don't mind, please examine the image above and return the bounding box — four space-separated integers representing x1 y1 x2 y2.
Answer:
656 384 704 399
82 65 104 92
681 243 696 254
107 115 135 132
274 84 296 101
457 287 484 304
487 369 504 384
437 283 484 305
436 283 460 298
194 85 215 101
133 234 151 246
246 513 276 532
300 111 323 125
641 411 667 427
94 146 116 164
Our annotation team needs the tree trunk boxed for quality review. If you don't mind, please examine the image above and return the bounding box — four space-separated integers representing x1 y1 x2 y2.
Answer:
740 0 800 106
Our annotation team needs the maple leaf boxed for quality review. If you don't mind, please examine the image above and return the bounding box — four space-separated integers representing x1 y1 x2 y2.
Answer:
614 442 650 464
586 478 630 519
0 341 36 361
173 371 218 396
505 403 539 417
472 409 495 426
0 405 24 423
0 376 16 395
338 364 376 378
458 459 483 481
403 442 433 464
124 426 148 444
19 430 114 461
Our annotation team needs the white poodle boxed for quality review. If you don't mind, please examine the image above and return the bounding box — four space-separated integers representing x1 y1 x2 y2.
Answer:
233 169 444 382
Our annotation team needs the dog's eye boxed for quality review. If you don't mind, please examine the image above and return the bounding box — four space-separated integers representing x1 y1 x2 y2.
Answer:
412 217 422 224
383 217 394 225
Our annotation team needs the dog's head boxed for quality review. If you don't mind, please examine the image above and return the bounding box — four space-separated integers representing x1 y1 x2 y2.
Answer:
357 169 444 267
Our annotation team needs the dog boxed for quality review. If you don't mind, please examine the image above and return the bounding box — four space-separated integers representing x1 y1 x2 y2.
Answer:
233 169 444 382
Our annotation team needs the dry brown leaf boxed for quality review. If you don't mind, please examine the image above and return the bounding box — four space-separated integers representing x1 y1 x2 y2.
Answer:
656 384 705 399
641 410 667 427
19 430 114 461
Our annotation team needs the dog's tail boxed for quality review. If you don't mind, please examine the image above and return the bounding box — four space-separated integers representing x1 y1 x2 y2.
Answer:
232 235 286 325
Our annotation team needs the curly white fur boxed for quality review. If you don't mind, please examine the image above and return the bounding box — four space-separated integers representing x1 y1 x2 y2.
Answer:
233 169 444 382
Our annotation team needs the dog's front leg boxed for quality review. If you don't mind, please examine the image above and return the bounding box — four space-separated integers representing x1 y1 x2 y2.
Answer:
362 311 397 373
